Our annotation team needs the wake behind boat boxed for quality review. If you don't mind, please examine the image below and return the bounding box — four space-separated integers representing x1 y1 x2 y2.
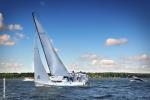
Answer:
32 13 89 87
23 77 34 81
130 76 144 82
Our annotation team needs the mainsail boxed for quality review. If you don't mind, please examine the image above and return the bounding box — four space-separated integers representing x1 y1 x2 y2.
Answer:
34 39 50 83
32 13 70 77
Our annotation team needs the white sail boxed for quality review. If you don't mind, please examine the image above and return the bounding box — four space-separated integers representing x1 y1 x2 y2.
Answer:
33 14 70 77
34 39 50 83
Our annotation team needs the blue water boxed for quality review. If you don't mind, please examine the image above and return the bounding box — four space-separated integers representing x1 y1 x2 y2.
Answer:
0 78 150 100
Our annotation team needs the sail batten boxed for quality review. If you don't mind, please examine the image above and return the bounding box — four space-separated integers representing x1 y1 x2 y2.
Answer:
33 13 70 77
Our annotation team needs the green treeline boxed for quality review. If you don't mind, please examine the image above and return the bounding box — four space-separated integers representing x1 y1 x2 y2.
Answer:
0 72 150 79
87 72 150 78
0 73 33 79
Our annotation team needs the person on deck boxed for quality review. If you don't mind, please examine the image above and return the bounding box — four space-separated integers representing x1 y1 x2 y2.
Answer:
70 71 75 82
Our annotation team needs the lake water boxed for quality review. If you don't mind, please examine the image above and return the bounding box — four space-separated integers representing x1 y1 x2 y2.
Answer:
0 78 150 100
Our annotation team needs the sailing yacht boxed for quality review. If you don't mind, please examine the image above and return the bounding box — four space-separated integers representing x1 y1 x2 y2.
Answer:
32 13 89 86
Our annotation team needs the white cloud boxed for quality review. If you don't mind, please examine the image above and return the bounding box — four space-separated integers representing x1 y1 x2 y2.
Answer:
4 41 16 46
0 13 24 32
70 63 77 67
80 53 99 60
0 61 23 73
3 62 23 67
0 33 29 47
0 13 28 46
91 59 98 65
0 13 4 30
118 54 150 73
91 59 116 66
72 53 150 73
8 24 23 31
127 54 150 61
100 59 116 66
105 38 128 46
0 34 16 46
68 63 82 72
13 33 29 40
80 53 116 67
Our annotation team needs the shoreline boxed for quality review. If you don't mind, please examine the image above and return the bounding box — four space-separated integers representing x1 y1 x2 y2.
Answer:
0 72 150 79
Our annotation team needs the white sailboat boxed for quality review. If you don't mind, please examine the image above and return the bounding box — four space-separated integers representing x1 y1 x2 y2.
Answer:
32 13 89 87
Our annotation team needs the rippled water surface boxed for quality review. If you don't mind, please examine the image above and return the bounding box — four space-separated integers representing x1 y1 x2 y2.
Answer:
0 78 150 100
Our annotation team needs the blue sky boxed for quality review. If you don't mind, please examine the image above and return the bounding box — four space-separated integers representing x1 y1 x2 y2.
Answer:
0 0 150 73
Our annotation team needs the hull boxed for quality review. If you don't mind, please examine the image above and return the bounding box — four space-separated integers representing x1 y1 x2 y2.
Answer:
35 74 89 87
35 81 88 87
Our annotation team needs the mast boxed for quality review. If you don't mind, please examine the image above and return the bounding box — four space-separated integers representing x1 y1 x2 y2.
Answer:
32 12 51 75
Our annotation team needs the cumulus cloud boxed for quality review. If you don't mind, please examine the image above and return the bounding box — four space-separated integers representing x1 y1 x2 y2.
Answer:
68 63 85 72
74 53 150 73
8 24 23 31
0 61 22 73
0 13 23 31
127 54 150 61
91 59 116 66
0 13 4 30
13 33 29 40
105 38 128 46
0 34 16 46
4 41 15 46
118 54 150 73
0 13 28 47
70 63 78 67
80 53 99 60
80 53 116 67
100 59 116 66
0 33 29 46
1 62 23 67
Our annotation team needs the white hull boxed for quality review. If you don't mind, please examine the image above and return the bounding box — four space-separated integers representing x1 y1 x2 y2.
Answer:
35 74 89 87
35 81 88 87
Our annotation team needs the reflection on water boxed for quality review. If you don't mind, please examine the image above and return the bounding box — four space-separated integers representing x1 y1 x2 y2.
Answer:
0 78 150 100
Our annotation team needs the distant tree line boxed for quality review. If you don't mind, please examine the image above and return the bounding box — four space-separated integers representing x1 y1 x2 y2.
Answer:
0 73 33 79
0 72 150 79
87 72 150 78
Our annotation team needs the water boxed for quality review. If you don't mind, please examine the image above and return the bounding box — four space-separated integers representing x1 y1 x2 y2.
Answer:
0 78 150 100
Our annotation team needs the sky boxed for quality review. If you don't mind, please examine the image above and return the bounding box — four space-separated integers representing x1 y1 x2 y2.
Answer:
0 0 150 73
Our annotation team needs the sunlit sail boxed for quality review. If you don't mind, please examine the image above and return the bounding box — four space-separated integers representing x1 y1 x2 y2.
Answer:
34 39 50 84
33 13 70 77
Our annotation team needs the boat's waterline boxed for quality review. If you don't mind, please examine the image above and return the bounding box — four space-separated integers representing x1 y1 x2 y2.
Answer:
35 81 88 87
